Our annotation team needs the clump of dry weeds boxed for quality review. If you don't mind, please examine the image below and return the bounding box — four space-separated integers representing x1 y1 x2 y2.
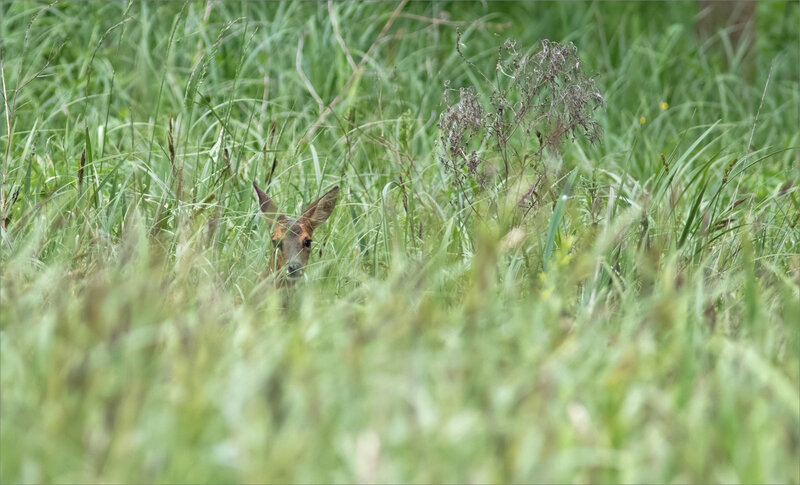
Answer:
438 35 604 217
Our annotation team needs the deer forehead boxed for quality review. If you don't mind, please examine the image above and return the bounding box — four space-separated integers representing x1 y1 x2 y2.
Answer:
272 217 312 241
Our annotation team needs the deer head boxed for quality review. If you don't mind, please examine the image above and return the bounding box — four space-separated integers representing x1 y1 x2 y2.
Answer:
253 181 339 283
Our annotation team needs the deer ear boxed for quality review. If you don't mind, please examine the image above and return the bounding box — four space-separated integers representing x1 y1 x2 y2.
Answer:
253 181 279 227
301 186 339 230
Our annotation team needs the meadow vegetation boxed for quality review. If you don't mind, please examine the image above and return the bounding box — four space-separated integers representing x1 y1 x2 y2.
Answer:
1 1 798 483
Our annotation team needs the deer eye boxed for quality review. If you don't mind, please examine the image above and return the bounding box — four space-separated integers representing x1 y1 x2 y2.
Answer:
303 238 312 248
272 239 282 249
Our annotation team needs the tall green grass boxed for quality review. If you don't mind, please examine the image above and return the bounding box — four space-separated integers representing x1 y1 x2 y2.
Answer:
1 1 798 483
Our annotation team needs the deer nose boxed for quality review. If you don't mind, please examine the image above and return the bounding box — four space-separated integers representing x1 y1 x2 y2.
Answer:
286 262 303 277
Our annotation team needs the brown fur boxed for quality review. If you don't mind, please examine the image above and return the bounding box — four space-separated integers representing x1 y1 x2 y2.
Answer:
253 182 339 285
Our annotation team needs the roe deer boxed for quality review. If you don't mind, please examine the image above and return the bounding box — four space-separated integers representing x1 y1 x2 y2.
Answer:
253 181 339 284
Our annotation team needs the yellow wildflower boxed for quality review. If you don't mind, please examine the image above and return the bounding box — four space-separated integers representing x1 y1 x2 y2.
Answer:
659 101 669 110
639 116 646 125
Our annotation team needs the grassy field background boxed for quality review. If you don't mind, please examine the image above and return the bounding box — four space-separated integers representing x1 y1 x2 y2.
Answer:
1 1 798 483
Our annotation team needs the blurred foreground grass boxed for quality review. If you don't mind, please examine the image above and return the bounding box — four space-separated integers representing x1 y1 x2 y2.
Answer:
1 1 798 483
